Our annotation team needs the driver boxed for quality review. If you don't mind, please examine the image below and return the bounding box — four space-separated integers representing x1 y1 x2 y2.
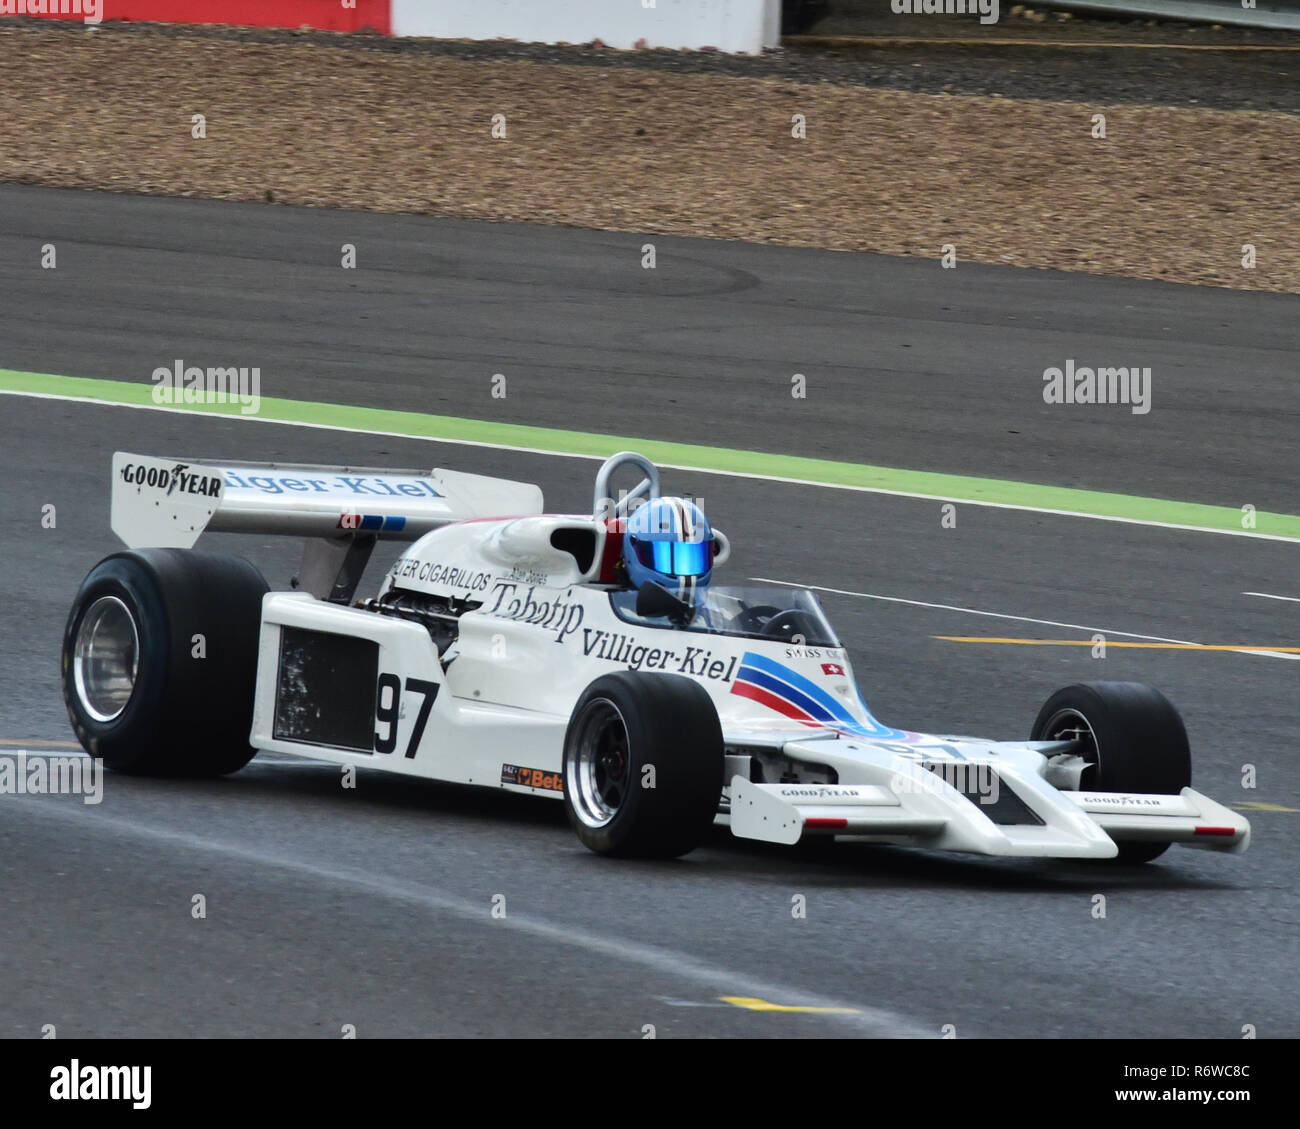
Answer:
622 496 714 606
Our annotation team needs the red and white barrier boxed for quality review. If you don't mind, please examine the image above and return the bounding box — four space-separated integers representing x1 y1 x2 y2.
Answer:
3 0 781 53
1 0 390 32
392 0 781 53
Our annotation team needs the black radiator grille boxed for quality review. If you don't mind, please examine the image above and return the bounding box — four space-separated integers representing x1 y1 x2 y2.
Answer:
273 627 378 753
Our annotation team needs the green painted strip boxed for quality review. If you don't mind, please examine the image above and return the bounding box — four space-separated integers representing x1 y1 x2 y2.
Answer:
3 369 1298 541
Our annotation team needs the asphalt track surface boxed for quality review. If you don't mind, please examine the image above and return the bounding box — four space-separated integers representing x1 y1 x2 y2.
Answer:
0 186 1297 1038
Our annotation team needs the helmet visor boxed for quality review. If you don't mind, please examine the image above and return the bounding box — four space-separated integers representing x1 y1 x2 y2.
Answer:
633 538 711 577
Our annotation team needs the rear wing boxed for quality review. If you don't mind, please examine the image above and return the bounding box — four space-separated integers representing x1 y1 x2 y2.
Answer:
111 452 543 549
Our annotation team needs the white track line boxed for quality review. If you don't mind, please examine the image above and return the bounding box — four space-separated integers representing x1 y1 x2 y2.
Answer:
4 387 1300 544
1244 591 1300 604
753 577 1300 662
11 795 933 1037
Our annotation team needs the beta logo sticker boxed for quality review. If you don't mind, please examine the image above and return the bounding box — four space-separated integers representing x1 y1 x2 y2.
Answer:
501 764 563 792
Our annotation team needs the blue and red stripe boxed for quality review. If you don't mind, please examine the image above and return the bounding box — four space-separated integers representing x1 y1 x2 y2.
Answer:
729 651 905 739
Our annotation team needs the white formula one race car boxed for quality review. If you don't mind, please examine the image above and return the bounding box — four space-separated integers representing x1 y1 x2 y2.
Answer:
63 451 1250 864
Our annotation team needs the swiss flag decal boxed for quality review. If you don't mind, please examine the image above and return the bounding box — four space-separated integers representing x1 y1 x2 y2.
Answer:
821 662 845 676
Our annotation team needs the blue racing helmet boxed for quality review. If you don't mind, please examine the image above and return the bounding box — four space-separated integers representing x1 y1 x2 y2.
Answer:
623 496 713 602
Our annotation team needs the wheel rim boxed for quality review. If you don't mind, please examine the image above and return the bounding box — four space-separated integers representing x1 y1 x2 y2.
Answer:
568 698 632 829
73 595 140 723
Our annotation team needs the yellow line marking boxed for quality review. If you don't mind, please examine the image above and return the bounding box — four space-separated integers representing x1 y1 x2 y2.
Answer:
719 996 861 1014
1233 802 1300 813
934 636 1300 653
0 738 83 749
784 34 1300 52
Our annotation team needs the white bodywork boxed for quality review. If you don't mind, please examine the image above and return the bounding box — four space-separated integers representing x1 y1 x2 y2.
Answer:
112 450 1251 860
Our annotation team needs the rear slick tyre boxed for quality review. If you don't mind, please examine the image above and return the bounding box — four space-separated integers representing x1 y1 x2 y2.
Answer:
62 549 268 777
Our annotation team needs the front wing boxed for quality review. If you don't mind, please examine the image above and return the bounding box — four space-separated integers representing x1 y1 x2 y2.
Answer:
726 741 1250 859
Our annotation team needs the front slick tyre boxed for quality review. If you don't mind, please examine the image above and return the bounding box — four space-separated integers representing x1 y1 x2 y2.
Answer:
1032 681 1191 864
563 672 724 859
62 549 268 777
